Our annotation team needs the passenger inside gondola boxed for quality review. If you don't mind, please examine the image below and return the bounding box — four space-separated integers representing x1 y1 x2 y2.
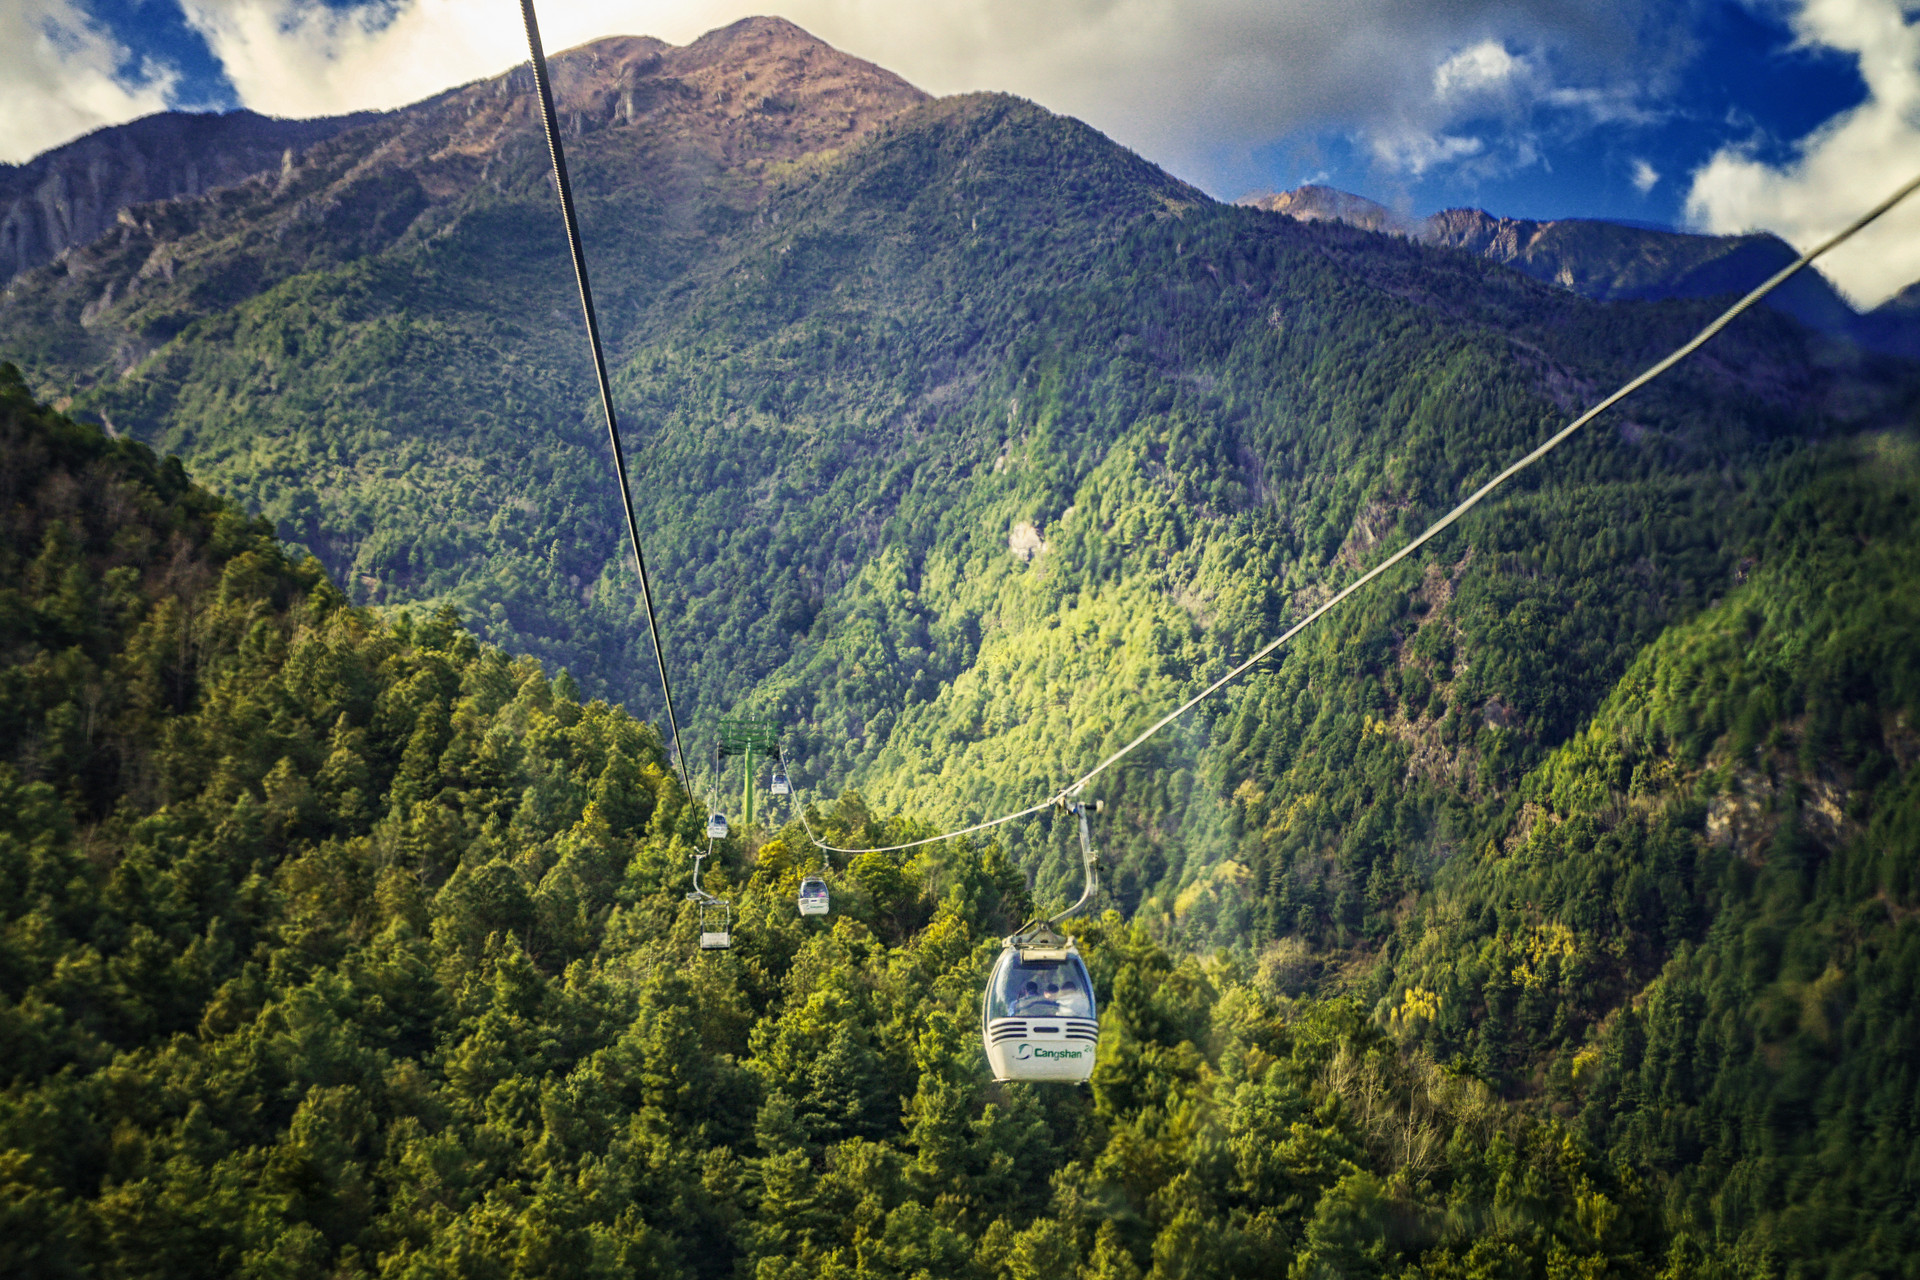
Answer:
989 954 1095 1019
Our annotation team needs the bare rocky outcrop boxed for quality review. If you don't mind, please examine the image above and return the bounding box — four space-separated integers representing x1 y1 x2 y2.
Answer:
1008 521 1046 563
1242 185 1421 236
0 110 374 285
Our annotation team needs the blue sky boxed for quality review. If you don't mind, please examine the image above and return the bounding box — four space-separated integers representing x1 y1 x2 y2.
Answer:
7 0 1919 305
1263 1 1871 228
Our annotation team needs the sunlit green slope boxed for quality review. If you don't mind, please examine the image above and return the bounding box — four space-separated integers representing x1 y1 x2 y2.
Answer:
1359 438 1920 1271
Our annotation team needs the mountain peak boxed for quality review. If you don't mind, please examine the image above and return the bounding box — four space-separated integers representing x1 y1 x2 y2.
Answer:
655 15 928 127
683 14 838 55
0 18 929 296
413 17 929 183
1871 279 1920 317
1240 185 1418 235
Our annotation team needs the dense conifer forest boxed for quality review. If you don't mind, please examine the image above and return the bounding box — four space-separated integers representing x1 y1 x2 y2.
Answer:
0 365 1668 1278
4 339 1920 1275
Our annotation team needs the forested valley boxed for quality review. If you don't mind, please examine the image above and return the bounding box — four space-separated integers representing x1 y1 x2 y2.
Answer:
7 323 1920 1278
0 364 1676 1279
4 17 1920 1279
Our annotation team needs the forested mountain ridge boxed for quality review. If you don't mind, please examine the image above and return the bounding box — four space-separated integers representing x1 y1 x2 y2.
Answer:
1 365 1688 1279
1367 435 1920 1270
2 16 1909 880
5 12 1920 1250
1 21 1917 1056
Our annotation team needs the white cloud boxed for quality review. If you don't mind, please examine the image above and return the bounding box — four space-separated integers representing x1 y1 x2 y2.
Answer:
1370 129 1486 176
1632 157 1659 192
178 0 530 118
0 0 177 163
1343 22 1673 183
164 0 1673 195
1542 83 1662 126
1684 0 1920 308
1434 40 1523 99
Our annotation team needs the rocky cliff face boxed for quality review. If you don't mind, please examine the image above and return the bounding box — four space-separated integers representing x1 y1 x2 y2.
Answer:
1243 185 1898 347
1418 206 1858 335
0 110 374 285
1243 184 1420 235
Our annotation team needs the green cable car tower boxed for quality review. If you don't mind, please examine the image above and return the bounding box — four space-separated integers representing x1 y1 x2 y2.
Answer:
716 717 780 829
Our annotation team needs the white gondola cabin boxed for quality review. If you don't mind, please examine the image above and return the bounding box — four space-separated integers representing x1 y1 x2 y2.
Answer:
981 798 1103 1083
798 874 830 917
770 770 792 797
983 931 1098 1082
706 812 729 840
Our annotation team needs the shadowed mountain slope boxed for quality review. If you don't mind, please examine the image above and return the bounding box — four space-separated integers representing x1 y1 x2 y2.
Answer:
1861 280 1920 358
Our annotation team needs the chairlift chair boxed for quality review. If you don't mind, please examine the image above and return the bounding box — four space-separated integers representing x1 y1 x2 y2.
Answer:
697 896 732 949
688 845 731 950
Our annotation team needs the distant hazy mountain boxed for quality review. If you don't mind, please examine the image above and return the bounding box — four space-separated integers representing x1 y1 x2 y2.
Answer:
1242 184 1901 347
1860 280 1920 357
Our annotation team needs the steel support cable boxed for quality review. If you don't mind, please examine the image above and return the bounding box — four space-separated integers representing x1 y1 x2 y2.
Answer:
518 0 692 800
791 167 1920 857
792 790 1054 855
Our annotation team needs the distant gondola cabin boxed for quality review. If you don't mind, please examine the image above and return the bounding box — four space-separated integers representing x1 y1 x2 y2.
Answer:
797 875 829 917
